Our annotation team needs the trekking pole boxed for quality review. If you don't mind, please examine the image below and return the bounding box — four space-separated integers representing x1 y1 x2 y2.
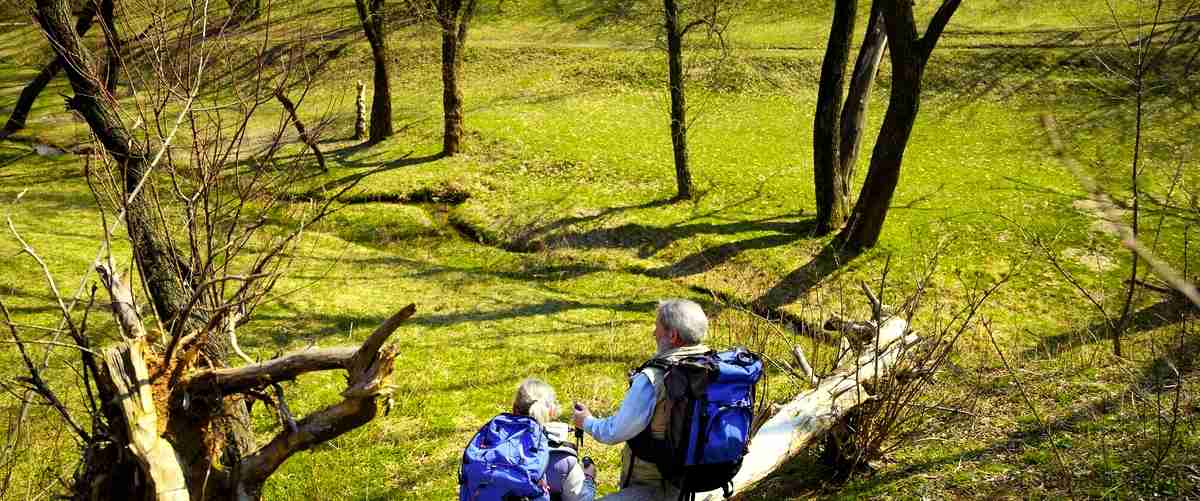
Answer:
574 403 592 469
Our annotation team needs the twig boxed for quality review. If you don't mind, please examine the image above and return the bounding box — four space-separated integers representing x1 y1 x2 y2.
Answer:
983 319 1075 496
904 403 977 417
0 298 89 444
0 339 97 354
791 345 819 386
1042 113 1200 310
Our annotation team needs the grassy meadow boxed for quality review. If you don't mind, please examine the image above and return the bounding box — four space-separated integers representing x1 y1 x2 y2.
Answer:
1 0 1198 499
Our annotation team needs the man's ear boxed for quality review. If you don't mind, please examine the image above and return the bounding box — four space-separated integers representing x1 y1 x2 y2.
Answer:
669 330 684 347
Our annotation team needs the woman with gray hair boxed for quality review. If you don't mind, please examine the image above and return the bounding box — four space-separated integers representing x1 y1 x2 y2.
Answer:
513 378 597 501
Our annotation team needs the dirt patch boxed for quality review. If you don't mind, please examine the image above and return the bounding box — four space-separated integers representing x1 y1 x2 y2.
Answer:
1071 198 1127 236
1062 246 1119 272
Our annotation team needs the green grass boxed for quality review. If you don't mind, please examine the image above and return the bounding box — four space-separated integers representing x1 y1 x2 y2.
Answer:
2 0 1198 499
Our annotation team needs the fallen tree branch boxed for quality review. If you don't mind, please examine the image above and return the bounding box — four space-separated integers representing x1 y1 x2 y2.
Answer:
183 346 351 396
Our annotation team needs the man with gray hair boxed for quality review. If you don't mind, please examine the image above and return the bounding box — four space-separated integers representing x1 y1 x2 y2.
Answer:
572 299 710 499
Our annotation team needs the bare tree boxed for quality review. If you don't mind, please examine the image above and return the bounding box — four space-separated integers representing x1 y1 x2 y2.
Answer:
3 0 411 499
659 0 740 201
836 0 962 251
355 0 395 143
435 0 478 156
1041 1 1200 356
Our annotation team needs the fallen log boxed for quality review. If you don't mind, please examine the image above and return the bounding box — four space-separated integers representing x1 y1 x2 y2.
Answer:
699 316 914 500
599 303 915 500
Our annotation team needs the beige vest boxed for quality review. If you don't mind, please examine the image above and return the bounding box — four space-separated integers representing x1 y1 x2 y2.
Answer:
620 344 711 488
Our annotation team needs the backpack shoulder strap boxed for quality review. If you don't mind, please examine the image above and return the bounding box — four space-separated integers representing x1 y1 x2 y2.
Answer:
628 358 674 388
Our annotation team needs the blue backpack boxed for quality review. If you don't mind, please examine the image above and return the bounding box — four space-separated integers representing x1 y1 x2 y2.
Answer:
459 413 551 501
628 347 763 500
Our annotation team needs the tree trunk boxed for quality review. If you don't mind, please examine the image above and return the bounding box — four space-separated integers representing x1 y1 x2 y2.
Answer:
664 0 692 201
355 0 393 144
837 2 887 206
355 80 367 140
836 0 961 252
813 0 857 234
835 61 919 251
438 0 476 156
0 2 98 138
440 17 464 156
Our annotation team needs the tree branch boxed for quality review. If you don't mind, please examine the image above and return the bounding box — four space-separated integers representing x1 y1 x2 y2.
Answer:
96 263 145 339
233 304 416 496
919 0 962 58
184 304 417 396
0 298 90 444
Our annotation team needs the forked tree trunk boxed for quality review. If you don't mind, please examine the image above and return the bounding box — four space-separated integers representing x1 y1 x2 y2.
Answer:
813 0 857 234
0 2 98 138
354 0 393 143
837 0 961 252
837 2 887 207
437 0 477 156
89 265 417 500
664 0 692 201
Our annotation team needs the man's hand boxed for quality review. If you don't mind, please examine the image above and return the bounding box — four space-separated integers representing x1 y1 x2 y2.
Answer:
572 402 591 429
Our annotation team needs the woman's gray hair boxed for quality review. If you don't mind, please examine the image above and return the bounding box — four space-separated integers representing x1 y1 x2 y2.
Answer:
512 378 558 425
657 299 708 345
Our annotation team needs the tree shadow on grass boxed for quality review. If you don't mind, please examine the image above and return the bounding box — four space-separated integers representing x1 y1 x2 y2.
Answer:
521 200 813 283
644 218 818 279
1021 297 1198 361
249 297 659 350
751 242 860 314
294 150 445 197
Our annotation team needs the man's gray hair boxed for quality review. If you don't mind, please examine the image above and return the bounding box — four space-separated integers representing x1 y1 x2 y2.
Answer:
657 299 708 345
